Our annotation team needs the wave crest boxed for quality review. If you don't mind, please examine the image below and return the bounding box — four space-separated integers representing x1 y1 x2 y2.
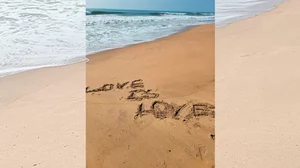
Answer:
86 9 214 16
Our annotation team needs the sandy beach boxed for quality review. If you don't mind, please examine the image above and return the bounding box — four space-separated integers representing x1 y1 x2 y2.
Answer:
87 24 215 168
1 0 299 167
216 0 300 167
0 62 85 168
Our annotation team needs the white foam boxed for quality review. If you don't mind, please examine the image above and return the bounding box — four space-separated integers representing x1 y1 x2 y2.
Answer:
0 0 86 78
1 0 285 78
216 0 285 27
86 14 214 54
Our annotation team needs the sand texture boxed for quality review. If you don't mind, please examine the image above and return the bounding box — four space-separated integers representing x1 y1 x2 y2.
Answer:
216 0 300 167
0 62 85 168
87 24 215 168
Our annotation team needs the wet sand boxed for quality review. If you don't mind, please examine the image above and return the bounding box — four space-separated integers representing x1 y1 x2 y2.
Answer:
1 0 299 167
86 24 215 168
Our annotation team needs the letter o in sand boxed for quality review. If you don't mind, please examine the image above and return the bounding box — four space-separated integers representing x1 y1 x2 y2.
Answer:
152 101 174 119
102 84 114 91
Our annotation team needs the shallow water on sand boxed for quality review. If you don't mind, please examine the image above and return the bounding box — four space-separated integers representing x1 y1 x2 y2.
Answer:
86 9 214 54
0 0 285 77
216 0 285 27
0 0 86 77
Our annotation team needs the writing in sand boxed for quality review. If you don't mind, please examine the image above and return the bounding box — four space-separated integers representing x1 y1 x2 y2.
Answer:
86 78 215 140
86 78 214 121
135 101 215 120
86 79 159 101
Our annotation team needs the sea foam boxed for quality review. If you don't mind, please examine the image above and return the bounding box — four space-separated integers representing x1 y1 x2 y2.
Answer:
0 0 86 77
86 10 214 54
216 0 285 27
0 0 285 77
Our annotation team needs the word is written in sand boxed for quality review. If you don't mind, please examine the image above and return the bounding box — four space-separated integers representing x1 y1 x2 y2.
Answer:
127 89 159 101
135 101 215 121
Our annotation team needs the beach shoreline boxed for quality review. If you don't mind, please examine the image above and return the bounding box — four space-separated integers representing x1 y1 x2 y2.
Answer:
87 24 215 168
1 0 297 167
0 23 209 79
87 24 214 58
216 0 285 27
0 58 88 79
0 0 285 79
217 0 300 167
86 24 210 56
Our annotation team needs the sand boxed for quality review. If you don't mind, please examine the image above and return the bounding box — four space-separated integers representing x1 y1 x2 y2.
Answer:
0 62 85 168
216 0 300 167
86 24 215 168
2 0 299 167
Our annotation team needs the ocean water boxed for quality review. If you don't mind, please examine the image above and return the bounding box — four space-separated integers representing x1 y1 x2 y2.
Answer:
1 1 286 77
86 9 214 54
216 0 285 27
0 0 86 78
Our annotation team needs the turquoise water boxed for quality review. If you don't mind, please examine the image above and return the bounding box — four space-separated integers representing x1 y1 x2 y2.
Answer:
86 8 215 54
86 8 214 16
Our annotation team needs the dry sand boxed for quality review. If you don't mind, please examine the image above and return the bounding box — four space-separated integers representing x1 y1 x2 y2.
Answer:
216 0 300 167
87 24 215 168
0 62 85 168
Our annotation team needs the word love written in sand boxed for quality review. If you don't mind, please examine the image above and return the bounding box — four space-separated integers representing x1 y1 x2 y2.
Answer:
86 79 159 101
135 101 215 141
135 101 215 121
